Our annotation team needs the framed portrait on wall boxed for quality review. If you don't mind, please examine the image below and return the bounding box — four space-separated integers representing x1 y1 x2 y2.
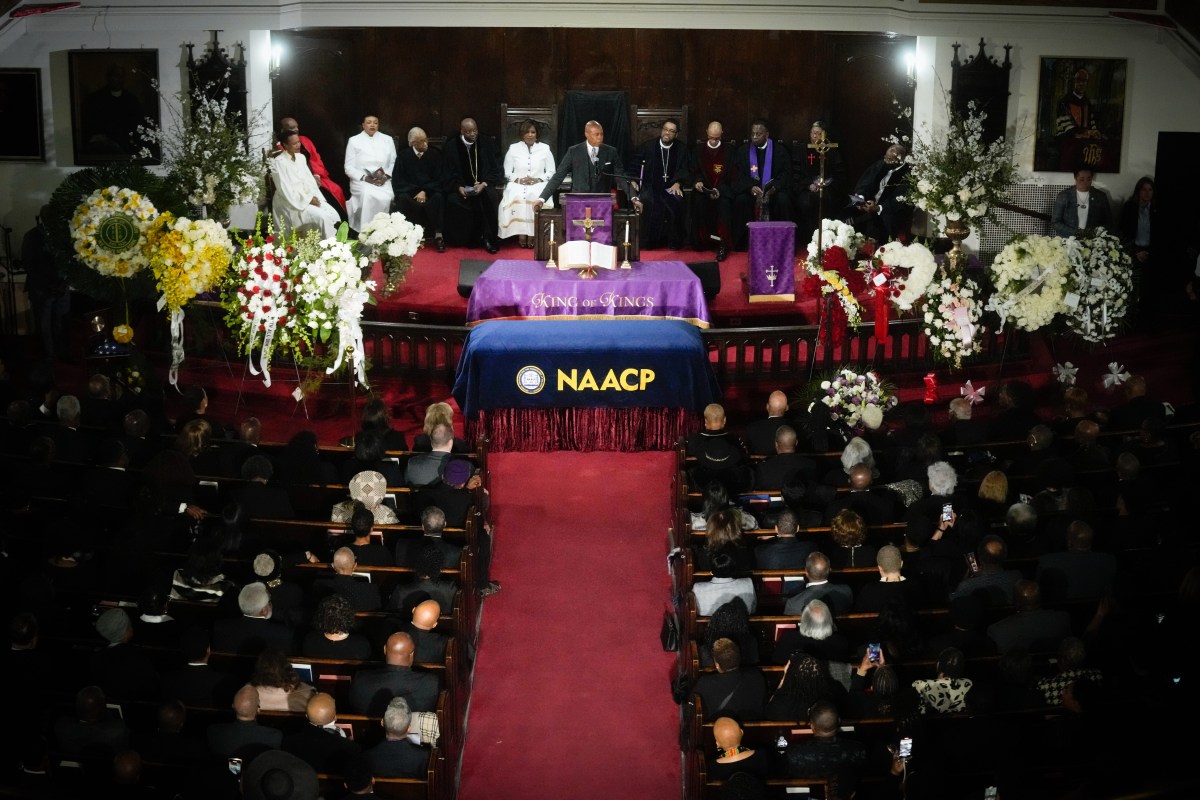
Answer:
1033 56 1126 173
0 69 45 161
68 49 160 165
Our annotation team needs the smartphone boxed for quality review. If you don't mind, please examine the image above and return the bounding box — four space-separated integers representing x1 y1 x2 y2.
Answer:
898 737 912 759
228 757 242 776
965 552 980 576
867 643 882 663
984 787 998 799
941 503 954 523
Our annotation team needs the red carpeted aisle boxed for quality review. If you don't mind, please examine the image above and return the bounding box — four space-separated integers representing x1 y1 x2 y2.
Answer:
458 451 680 800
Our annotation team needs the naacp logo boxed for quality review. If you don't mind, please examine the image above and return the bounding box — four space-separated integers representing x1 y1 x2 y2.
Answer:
516 365 546 395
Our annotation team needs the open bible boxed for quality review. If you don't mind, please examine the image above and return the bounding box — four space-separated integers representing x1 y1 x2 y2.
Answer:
557 238 618 270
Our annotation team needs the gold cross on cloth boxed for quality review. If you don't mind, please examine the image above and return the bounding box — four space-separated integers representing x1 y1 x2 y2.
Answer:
570 206 606 242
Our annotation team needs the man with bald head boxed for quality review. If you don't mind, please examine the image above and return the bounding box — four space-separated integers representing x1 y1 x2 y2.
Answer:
1036 520 1117 602
824 462 897 524
690 119 732 261
393 126 448 251
403 598 448 662
348 632 439 716
755 425 816 491
206 684 283 758
686 403 750 494
313 546 381 612
443 116 504 253
534 120 637 208
1069 419 1111 471
783 551 854 615
708 716 766 779
283 691 361 773
344 114 396 232
785 700 866 790
745 390 794 456
986 578 1073 654
275 116 347 211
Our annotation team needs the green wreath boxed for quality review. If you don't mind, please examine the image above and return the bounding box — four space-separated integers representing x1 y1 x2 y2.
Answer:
46 164 188 304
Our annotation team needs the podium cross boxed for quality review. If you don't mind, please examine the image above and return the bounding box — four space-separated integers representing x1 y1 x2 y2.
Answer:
570 206 606 242
766 265 779 287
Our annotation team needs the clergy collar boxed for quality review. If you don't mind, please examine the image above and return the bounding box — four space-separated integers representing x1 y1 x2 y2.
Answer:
413 147 424 157
660 140 674 150
461 135 474 148
707 140 722 149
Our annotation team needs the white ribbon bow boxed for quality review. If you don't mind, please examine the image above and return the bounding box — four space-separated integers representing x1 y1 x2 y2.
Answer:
1052 362 1078 387
960 381 986 405
1102 362 1130 389
168 306 186 389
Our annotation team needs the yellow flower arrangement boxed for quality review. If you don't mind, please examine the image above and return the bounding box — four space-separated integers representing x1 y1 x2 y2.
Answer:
70 186 159 277
145 212 235 313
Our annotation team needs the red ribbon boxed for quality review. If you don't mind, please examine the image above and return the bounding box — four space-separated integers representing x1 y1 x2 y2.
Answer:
923 372 938 405
873 278 891 345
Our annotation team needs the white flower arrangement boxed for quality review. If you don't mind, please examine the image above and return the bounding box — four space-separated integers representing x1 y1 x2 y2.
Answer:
358 211 424 260
1060 228 1132 342
922 276 985 369
817 368 899 428
223 223 299 387
903 100 1018 231
293 237 375 387
985 235 1070 332
70 186 159 278
806 218 865 265
868 240 938 311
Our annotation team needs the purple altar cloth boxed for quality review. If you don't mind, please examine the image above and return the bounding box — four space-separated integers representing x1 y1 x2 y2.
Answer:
748 221 796 302
563 193 615 245
465 260 710 327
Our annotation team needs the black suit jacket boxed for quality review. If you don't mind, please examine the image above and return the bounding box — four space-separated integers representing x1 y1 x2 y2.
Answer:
348 664 439 716
393 146 447 198
232 482 296 520
206 719 283 759
283 725 361 773
211 615 296 656
365 738 430 778
694 668 766 721
754 453 816 491
163 663 239 708
442 135 504 192
744 416 792 457
540 141 632 199
313 573 382 612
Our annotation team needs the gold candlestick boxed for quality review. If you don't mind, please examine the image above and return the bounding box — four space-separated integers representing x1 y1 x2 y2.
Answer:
620 238 632 270
546 237 557 270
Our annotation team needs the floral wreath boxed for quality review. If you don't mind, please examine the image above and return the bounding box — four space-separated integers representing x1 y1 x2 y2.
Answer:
858 239 937 344
985 234 1069 332
1061 228 1132 343
145 212 235 385
70 186 159 278
293 229 374 388
222 217 299 387
922 276 985 369
802 244 865 346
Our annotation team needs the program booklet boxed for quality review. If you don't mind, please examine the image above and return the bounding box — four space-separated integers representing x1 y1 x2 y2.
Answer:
558 238 617 270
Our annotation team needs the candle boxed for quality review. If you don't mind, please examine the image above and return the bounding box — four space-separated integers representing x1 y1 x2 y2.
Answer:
549 219 554 242
639 163 644 182
625 220 630 243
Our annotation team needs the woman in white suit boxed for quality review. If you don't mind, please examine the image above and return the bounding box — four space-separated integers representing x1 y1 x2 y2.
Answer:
498 120 556 247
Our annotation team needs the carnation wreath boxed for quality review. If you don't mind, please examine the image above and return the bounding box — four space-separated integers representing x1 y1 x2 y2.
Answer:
221 217 299 387
1061 228 1132 343
985 235 1070 332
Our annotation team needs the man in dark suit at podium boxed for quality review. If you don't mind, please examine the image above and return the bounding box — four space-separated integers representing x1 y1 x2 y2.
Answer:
533 120 642 212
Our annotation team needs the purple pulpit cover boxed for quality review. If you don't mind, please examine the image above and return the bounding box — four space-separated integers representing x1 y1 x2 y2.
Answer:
563 194 615 245
748 221 796 302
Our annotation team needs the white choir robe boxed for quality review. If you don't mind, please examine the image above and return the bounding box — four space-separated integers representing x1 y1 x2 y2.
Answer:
270 152 343 238
499 140 556 239
344 130 398 231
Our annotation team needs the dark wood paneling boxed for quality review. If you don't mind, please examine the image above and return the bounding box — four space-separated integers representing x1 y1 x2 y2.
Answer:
272 28 913 203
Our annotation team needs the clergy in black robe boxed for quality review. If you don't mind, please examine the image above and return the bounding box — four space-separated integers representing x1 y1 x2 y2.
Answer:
792 121 846 244
690 120 733 260
850 143 912 243
392 127 448 247
631 119 693 249
442 117 504 252
730 119 793 250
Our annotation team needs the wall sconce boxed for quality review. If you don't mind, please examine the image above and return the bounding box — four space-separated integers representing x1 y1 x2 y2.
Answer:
269 43 283 80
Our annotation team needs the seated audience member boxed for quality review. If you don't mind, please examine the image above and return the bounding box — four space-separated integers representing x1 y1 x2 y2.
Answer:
785 701 866 792
822 436 879 487
89 607 162 703
348 632 439 716
767 657 846 724
344 114 396 233
824 463 897 525
402 598 449 663
693 637 766 721
701 598 759 668
220 416 265 478
744 390 794 456
205 685 283 758
339 429 403 487
1035 520 1117 602
826 509 877 570
53 685 129 760
754 425 816 490
755 509 816 582
949 534 1022 609
233 455 296 520
784 551 853 616
393 126 448 252
332 470 399 525
163 626 239 708
405 424 455 487
694 550 757 616
170 534 235 603
1036 636 1103 706
1069 419 1112 472
132 584 180 648
312 547 382 612
246 647 317 712
925 592 998 659
120 408 157 468
780 475 831 528
874 596 928 666
686 403 751 493
849 142 910 243
974 470 1010 525
986 578 1073 654
178 417 222 477
134 699 207 767
443 116 503 253
357 395 409 453
891 431 944 487
414 455 483 530
300 594 373 660
912 646 973 714
395 505 463 570
212 581 296 655
903 461 963 553
987 380 1042 442
412 401 469 453
365 697 429 778
242 750 320 800
390 541 456 612
854 544 924 613
252 549 307 629
276 429 338 486
174 385 217 434
846 654 921 722
1052 386 1097 438
1004 501 1043 559
1006 423 1061 478
708 716 770 781
730 119 792 250
772 598 851 665
81 438 134 509
1122 416 1178 467
343 502 395 567
943 396 986 448
691 480 758 532
1107 374 1165 433
694 509 756 573
282 691 361 773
